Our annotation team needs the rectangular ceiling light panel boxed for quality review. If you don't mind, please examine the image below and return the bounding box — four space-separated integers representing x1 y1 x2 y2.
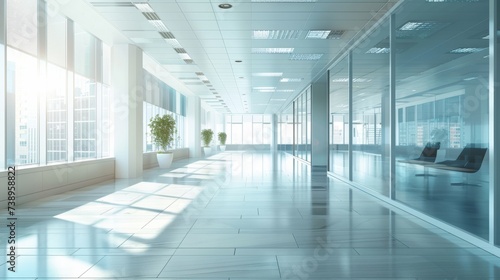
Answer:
252 0 317 2
449 47 486 54
280 78 303 82
252 48 294 54
252 72 283 77
306 30 331 39
253 30 302 40
289 53 323 60
134 3 154 12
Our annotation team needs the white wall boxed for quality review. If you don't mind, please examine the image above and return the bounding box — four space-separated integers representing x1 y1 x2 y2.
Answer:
0 158 114 208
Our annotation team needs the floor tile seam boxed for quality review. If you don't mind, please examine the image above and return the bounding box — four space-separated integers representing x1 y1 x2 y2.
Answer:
156 254 175 278
77 255 106 278
275 255 282 278
291 233 300 248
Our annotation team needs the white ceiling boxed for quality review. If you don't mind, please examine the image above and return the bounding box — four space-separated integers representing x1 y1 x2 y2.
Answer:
85 0 398 114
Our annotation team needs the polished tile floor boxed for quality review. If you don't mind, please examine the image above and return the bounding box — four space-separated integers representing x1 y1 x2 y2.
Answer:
1 151 500 279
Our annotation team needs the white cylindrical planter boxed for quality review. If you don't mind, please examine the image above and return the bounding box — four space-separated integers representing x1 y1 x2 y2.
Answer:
157 153 174 168
220 145 226 151
203 147 212 155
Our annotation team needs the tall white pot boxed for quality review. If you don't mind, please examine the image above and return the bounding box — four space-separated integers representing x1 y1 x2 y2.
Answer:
157 152 174 168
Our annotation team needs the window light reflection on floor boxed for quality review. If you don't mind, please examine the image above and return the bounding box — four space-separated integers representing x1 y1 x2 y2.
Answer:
54 180 208 253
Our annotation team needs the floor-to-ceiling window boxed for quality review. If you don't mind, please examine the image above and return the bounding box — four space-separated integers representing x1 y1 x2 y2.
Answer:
7 0 39 165
394 0 489 239
224 114 272 147
4 0 112 167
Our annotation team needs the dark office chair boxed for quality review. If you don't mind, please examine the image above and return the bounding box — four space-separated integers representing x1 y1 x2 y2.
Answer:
410 142 440 177
435 144 487 173
434 144 487 186
413 142 441 162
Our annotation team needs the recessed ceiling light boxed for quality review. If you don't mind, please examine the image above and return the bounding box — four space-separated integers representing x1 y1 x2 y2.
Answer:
253 87 276 90
148 20 169 32
134 3 154 13
306 30 331 39
331 78 372 83
280 78 303 82
289 53 323 60
257 89 276 93
252 72 283 77
251 0 316 2
252 48 294 54
218 3 233 9
449 47 486 54
276 89 294 93
399 21 440 31
366 47 390 54
396 21 448 39
252 30 302 40
179 53 192 60
165 38 182 48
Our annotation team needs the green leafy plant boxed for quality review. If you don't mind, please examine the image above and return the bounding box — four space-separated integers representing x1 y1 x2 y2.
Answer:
149 114 176 152
218 132 227 145
201 129 214 147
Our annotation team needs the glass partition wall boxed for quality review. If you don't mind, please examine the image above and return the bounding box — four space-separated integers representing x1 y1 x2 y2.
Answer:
394 0 489 239
329 56 349 178
327 0 490 241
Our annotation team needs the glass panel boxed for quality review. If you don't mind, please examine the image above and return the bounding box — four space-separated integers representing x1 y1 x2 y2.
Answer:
329 56 350 177
243 114 252 144
46 63 67 162
74 24 96 78
394 0 489 239
101 84 111 156
7 0 37 55
8 47 39 165
306 89 311 162
351 18 390 195
74 74 96 160
47 14 66 67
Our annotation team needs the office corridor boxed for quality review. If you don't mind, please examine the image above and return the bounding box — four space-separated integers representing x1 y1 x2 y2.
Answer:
1 151 500 279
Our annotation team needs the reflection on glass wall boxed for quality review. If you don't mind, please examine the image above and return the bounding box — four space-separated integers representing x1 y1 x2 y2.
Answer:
278 105 294 154
394 0 489 239
277 88 311 162
329 56 349 178
294 88 312 162
351 19 390 195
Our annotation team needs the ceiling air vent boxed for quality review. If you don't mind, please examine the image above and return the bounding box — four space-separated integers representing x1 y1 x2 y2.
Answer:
327 30 345 39
159 32 175 39
174 48 187 53
142 12 161 21
183 59 194 64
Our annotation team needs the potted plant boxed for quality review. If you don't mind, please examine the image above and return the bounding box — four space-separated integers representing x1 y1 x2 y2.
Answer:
201 128 214 155
149 114 176 168
218 132 227 151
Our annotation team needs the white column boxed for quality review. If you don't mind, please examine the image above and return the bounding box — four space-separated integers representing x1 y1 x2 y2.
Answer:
187 95 201 157
112 44 143 178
